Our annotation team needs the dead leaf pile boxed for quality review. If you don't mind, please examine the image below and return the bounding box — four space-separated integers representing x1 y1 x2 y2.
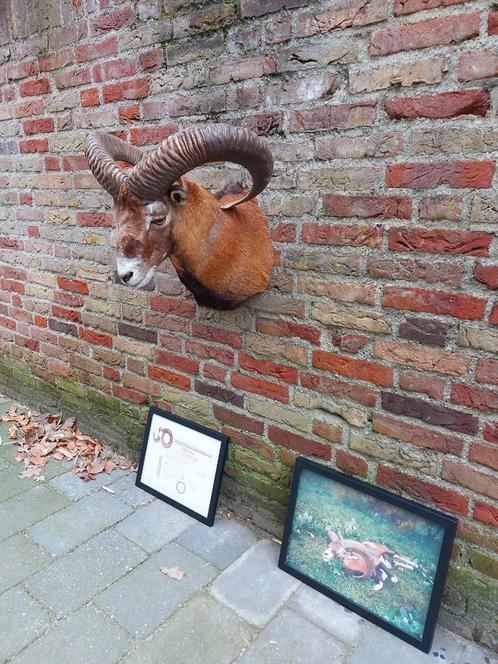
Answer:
1 405 136 482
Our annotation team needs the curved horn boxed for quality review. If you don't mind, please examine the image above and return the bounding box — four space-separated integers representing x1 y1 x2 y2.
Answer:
126 123 273 209
85 132 144 199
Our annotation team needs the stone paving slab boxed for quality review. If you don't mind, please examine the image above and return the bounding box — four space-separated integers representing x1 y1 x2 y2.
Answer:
176 518 258 569
94 542 217 638
116 499 195 553
288 584 364 646
0 586 50 662
49 468 127 501
0 534 51 593
0 484 69 542
108 473 155 509
237 608 347 663
122 594 255 664
0 459 66 502
27 491 133 556
24 529 147 618
10 604 132 664
210 539 300 627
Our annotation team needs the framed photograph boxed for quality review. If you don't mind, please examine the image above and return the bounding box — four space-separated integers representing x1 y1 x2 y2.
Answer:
136 406 229 527
278 457 457 653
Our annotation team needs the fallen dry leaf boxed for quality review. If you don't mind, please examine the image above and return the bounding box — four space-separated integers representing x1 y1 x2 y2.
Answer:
8 425 17 440
160 566 185 581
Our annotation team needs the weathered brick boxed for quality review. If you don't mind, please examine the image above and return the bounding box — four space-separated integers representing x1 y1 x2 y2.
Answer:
313 300 389 333
387 161 496 189
139 49 164 72
195 380 243 407
102 78 148 103
459 49 498 82
76 37 118 63
296 0 387 36
332 333 369 354
451 384 498 412
375 339 469 376
377 465 468 515
459 324 498 354
394 0 467 15
298 277 374 305
383 286 486 321
469 443 498 472
389 227 492 257
483 422 498 445
474 264 498 290
299 166 382 192
336 449 368 478
370 12 480 56
19 78 51 97
130 125 177 146
368 256 463 287
313 350 393 386
290 101 376 132
489 11 498 36
349 57 448 93
266 73 339 106
317 134 404 160
241 0 307 17
210 55 276 85
476 358 498 385
419 196 462 222
386 89 490 120
55 68 92 89
93 5 135 33
213 405 264 435
303 223 383 248
398 317 450 347
373 413 463 455
442 459 498 500
399 369 447 399
231 372 289 403
381 391 478 435
300 373 376 409
474 501 498 528
148 365 190 391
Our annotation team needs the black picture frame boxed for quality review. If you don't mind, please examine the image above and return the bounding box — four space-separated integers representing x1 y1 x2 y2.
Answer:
278 457 457 653
136 406 229 527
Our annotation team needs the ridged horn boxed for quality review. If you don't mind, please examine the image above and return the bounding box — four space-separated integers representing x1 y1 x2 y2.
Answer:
126 123 273 209
85 132 143 199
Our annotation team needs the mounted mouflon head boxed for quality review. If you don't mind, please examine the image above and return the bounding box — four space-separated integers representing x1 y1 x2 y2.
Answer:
85 123 274 310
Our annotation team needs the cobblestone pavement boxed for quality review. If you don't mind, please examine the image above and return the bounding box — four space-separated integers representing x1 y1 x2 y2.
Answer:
0 395 494 664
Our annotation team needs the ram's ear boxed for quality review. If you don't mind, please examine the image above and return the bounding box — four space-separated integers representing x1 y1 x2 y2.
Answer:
168 183 187 206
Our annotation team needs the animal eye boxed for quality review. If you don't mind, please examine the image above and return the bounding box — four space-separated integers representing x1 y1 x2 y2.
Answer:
150 217 167 226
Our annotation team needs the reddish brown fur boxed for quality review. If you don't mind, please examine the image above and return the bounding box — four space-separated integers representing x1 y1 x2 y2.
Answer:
113 178 273 307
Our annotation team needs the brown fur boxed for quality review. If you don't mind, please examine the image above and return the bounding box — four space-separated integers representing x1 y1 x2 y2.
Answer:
113 178 273 308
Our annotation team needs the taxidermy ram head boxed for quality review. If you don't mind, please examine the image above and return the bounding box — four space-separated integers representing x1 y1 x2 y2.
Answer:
85 124 274 310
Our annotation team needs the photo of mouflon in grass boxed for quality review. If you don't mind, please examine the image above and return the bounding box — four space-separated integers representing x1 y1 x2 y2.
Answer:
279 459 456 652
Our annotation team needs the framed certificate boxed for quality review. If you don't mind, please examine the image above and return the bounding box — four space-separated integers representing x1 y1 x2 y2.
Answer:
136 406 229 526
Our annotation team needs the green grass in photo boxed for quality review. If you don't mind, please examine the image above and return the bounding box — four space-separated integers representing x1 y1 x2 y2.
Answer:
285 469 444 640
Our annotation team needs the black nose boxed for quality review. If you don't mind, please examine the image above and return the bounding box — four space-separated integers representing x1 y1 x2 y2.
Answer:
121 271 133 284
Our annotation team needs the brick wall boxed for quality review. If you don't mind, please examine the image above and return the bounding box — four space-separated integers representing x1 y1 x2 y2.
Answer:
0 0 497 648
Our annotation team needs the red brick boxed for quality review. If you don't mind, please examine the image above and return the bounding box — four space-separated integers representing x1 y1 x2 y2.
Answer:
57 277 89 295
256 318 320 344
386 88 490 120
15 99 44 118
459 49 498 82
474 264 498 290
148 365 191 390
93 5 135 33
268 425 331 459
332 333 369 354
44 156 60 170
213 405 264 435
383 286 486 320
490 304 498 326
232 372 288 403
239 353 298 385
191 323 242 349
156 349 198 375
80 328 113 348
373 413 463 455
296 1 387 35
77 212 113 227
323 194 411 219
0 315 16 330
313 350 392 387
483 422 498 445
387 161 496 189
313 420 342 443
271 223 295 243
76 36 118 62
51 305 82 323
443 459 498 500
210 54 276 85
303 223 383 248
104 366 120 382
19 78 51 97
399 370 446 399
103 78 148 103
149 295 195 319
419 195 462 222
23 118 54 134
290 101 376 132
80 88 100 107
34 315 48 328
55 68 91 89
112 384 148 404
93 57 137 82
195 381 244 407
336 449 368 478
119 104 139 123
19 138 48 153
185 340 234 366
15 336 39 352
1 279 24 294
377 465 468 516
301 371 377 407
451 383 498 412
130 125 177 146
202 363 225 383
469 443 498 472
489 10 498 35
474 501 498 528
476 358 498 385
370 13 480 56
394 0 467 15
140 49 164 72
